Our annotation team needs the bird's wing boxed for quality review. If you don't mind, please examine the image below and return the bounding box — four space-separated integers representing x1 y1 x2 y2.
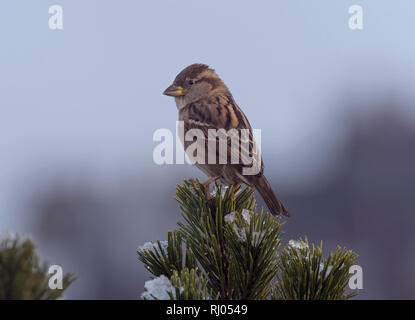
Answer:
182 94 264 177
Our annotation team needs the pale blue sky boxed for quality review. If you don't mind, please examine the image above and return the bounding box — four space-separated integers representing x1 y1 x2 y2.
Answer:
1 0 415 226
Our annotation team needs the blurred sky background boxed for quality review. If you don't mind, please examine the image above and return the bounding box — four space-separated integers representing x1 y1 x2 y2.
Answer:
1 0 415 299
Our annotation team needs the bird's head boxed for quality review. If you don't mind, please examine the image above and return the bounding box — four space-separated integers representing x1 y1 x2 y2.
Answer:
163 64 227 108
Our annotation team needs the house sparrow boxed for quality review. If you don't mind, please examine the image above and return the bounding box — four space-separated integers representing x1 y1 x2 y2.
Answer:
163 64 289 217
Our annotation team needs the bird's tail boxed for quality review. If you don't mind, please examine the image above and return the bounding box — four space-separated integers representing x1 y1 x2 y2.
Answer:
254 176 289 217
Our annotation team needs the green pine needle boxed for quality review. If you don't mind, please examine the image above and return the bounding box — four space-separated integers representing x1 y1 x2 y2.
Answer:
0 234 75 300
138 179 359 300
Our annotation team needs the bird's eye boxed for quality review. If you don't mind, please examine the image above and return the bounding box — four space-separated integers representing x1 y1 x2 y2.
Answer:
188 79 195 85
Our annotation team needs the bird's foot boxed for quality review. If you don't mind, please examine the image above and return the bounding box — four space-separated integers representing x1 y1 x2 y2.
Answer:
202 176 220 200
232 183 241 198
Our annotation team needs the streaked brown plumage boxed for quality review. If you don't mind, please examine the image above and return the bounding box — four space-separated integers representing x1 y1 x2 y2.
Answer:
163 63 289 217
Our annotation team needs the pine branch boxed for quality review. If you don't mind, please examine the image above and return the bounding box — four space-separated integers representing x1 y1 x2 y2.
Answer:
0 234 75 300
272 238 358 300
137 230 196 277
138 179 359 300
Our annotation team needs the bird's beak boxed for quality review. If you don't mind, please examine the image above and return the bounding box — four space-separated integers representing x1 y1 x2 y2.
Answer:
163 84 185 97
